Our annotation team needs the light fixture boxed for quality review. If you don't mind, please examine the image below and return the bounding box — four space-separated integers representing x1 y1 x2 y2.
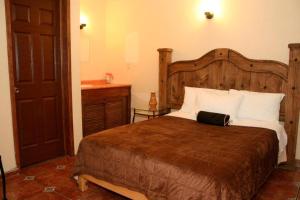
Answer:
205 12 214 19
199 0 221 20
80 15 88 30
80 24 86 29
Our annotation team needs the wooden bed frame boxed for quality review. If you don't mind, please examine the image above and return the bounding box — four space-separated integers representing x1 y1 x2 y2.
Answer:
78 43 300 199
158 43 300 163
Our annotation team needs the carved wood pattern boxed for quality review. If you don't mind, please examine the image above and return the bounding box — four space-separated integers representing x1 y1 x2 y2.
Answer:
158 45 300 163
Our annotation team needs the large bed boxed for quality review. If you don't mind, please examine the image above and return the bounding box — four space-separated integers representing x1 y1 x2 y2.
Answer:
74 44 300 200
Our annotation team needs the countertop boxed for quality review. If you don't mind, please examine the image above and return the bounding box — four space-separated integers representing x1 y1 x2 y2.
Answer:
81 80 131 90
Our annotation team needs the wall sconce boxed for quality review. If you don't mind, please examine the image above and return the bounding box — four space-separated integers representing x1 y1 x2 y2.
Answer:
80 24 86 29
80 15 88 30
204 12 214 19
199 0 221 20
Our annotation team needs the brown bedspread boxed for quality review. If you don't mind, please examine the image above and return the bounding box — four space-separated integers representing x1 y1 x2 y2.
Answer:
74 116 278 200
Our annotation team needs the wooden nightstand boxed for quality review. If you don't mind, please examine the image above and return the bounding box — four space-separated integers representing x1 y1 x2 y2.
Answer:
132 107 171 123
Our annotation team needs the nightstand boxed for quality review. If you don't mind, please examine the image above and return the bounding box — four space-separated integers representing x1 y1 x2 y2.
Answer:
132 107 171 123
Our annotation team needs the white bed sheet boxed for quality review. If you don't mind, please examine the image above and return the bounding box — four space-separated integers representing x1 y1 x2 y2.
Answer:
167 111 288 163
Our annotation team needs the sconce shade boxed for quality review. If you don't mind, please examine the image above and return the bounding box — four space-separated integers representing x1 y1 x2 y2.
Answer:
205 12 214 19
200 0 220 19
80 24 86 29
80 15 88 29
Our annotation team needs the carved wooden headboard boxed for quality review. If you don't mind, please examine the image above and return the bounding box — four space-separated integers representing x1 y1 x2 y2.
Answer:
158 44 300 163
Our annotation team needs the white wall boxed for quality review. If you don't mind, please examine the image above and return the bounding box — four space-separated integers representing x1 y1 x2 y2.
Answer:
0 0 17 172
0 0 82 172
71 0 83 156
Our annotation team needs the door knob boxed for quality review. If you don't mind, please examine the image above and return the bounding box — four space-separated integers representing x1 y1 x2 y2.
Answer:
15 87 20 94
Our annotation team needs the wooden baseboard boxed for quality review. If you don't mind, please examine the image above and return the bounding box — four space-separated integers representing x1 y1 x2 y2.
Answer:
78 174 148 200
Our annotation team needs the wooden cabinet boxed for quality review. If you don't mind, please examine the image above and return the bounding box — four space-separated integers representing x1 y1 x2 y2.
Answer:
81 85 131 137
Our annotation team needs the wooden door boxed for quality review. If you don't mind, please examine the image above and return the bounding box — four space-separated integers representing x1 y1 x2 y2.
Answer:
10 0 64 166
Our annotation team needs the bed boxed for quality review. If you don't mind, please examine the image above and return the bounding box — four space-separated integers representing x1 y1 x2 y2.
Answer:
74 44 300 200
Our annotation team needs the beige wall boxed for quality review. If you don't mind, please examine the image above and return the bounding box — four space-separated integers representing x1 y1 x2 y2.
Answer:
0 0 17 172
80 0 107 80
0 0 82 172
81 0 300 155
71 0 83 156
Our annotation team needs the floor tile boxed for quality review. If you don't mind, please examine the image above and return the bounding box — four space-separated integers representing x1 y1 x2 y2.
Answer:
24 176 36 181
2 173 45 200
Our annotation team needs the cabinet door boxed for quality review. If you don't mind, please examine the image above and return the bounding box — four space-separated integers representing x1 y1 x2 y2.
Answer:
83 103 105 136
105 97 127 129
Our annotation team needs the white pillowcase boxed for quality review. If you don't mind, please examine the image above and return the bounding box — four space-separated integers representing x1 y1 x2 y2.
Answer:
195 92 243 121
180 87 197 113
229 89 285 122
180 87 228 113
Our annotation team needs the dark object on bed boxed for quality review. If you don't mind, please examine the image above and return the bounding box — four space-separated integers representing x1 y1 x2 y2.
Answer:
197 111 230 126
0 156 7 200
74 116 278 200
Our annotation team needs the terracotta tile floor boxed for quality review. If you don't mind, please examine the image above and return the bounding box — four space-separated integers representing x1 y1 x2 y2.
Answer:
1 156 299 200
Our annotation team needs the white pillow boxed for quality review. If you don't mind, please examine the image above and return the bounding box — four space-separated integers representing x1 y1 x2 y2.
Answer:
180 87 228 113
195 92 243 121
180 87 197 113
229 89 285 122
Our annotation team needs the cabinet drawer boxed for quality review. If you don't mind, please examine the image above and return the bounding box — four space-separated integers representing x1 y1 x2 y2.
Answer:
82 104 105 136
82 87 130 103
105 98 127 129
81 85 131 136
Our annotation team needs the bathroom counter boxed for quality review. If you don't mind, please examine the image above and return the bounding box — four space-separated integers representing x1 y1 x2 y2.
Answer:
81 80 131 90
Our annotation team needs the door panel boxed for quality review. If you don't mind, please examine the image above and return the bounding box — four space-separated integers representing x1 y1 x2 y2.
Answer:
17 99 38 147
11 0 64 167
40 35 55 81
39 9 54 26
41 97 59 141
13 33 34 82
12 3 30 23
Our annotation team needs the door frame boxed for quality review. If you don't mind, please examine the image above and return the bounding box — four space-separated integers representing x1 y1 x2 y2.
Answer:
4 0 74 168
